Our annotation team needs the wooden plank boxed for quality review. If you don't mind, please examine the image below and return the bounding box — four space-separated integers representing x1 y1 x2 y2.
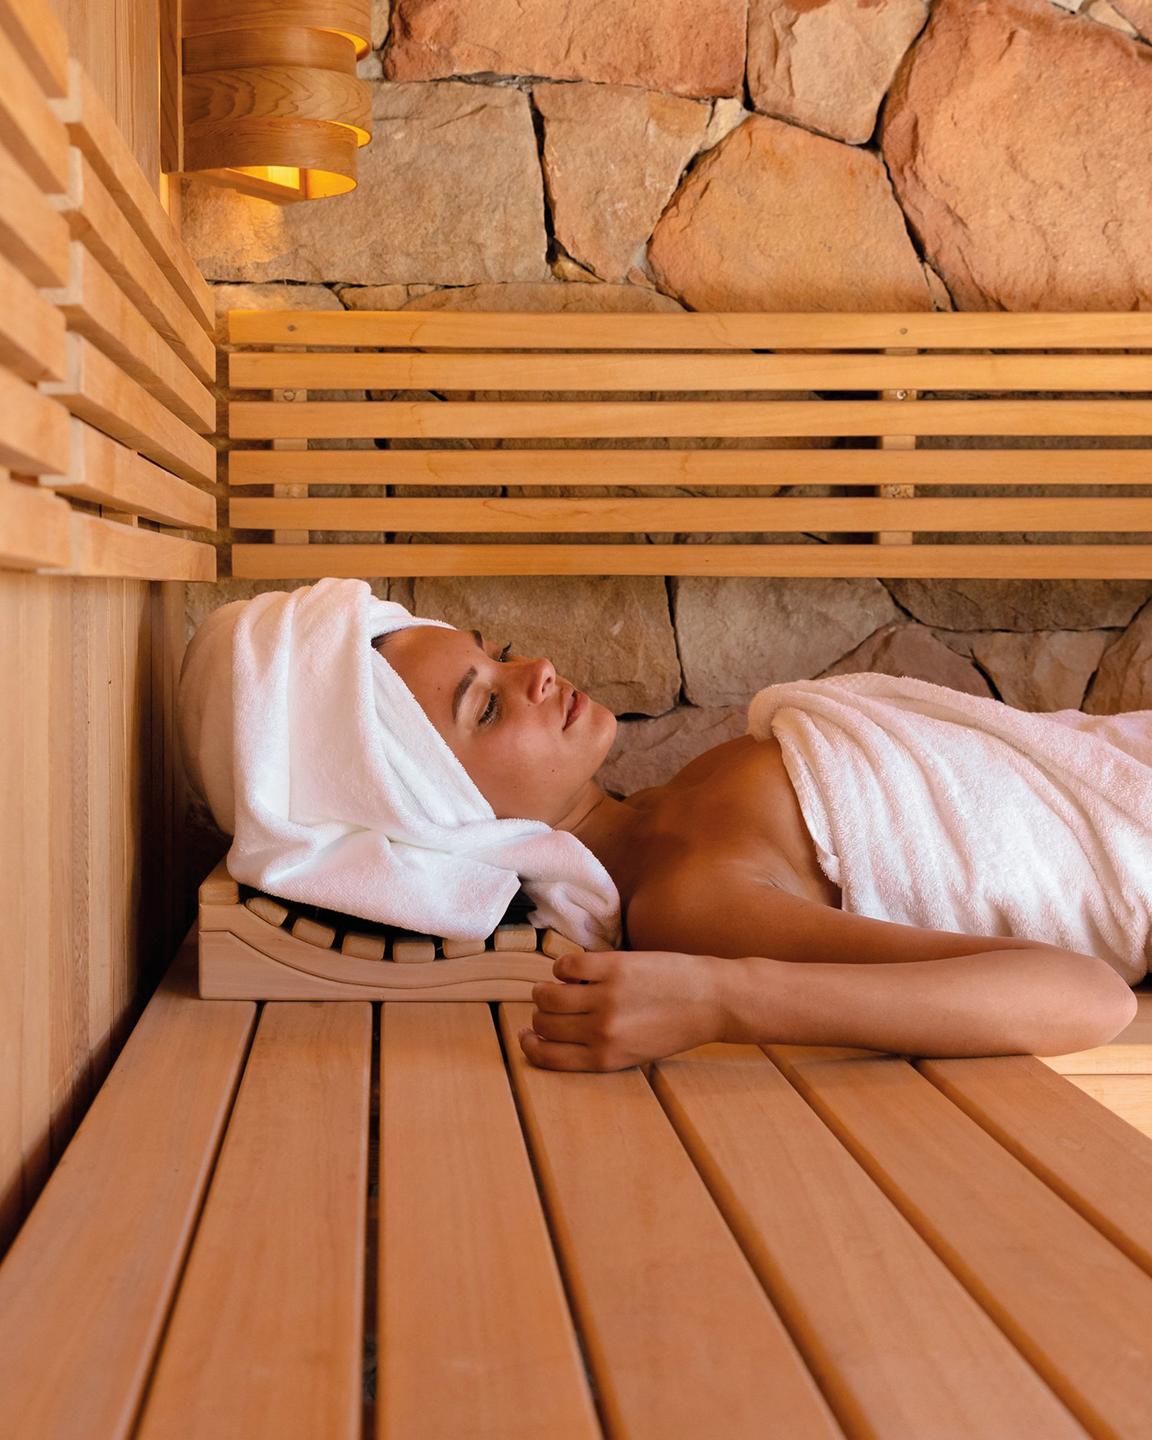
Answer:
50 58 214 334
647 1043 1087 1436
36 506 217 580
272 387 309 544
0 18 69 193
0 362 71 473
227 308 1152 350
1063 1075 1152 1141
45 577 85 1168
228 398 1152 441
876 344 917 546
42 332 217 483
0 473 71 569
768 1044 1152 1437
494 1003 842 1438
0 244 67 380
158 0 182 174
376 1004 602 1439
229 349 1152 393
84 579 113 1089
229 494 1152 534
231 541 1152 580
227 446 1152 489
55 150 215 382
916 1053 1152 1272
0 935 256 1440
38 417 216 529
0 0 69 97
134 1003 370 1440
45 240 216 431
0 133 69 285
15 571 51 1219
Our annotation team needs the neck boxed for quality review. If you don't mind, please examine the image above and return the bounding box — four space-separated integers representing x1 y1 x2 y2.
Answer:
554 783 652 900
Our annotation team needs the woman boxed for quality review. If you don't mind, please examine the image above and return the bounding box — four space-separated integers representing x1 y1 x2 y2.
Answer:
372 622 1142 1073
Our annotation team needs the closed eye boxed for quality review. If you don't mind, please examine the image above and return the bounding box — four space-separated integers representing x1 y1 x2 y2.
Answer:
479 641 513 725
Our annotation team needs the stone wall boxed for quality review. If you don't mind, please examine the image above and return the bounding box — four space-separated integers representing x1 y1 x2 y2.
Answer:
181 0 1152 850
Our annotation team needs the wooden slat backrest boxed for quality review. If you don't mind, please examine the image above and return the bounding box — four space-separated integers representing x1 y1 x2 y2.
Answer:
0 932 255 1440
134 1003 371 1440
0 0 216 580
226 309 1152 579
767 1041 1152 1436
641 1038 1089 1436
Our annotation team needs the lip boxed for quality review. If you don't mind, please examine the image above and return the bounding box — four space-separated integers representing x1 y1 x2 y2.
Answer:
563 687 586 728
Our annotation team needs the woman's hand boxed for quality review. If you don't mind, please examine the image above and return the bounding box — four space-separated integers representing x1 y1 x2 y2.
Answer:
516 948 730 1072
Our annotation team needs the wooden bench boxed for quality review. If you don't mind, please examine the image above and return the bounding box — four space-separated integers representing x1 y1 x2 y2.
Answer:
2 920 1151 1439
224 309 1152 580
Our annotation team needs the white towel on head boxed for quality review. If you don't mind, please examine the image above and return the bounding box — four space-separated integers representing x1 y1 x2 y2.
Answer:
177 577 623 950
746 672 1152 984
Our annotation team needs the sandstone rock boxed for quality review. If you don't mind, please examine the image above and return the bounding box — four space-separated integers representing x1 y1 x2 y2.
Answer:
922 261 954 310
337 284 437 309
699 98 752 155
817 621 994 695
647 113 933 311
880 0 1152 310
182 83 549 285
966 629 1112 709
1083 598 1152 712
550 252 602 284
400 281 686 315
384 0 748 98
409 575 681 715
371 0 390 47
1087 0 1142 32
674 576 902 705
599 704 749 796
534 83 711 282
747 0 928 145
884 577 1152 631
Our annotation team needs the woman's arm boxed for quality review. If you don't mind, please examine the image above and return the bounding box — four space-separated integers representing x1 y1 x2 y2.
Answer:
714 948 1138 1059
518 864 1138 1072
518 943 1137 1072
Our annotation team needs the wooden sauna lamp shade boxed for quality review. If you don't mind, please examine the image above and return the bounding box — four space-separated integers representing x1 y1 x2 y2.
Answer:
197 858 586 1001
181 4 372 202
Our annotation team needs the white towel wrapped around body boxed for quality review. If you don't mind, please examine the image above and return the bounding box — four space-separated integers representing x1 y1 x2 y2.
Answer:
177 578 623 951
746 673 1152 985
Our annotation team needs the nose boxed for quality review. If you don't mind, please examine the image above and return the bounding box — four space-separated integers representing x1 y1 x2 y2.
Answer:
526 655 556 702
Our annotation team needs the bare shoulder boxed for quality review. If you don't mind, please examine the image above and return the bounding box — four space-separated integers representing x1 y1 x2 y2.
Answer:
624 854 1070 967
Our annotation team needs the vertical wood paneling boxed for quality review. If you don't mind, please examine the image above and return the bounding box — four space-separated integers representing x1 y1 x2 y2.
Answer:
0 582 25 1242
49 579 88 1156
20 578 51 1217
49 0 160 190
85 579 112 1091
0 572 187 1256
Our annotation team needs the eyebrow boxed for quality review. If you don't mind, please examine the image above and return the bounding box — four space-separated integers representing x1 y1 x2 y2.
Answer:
451 629 487 726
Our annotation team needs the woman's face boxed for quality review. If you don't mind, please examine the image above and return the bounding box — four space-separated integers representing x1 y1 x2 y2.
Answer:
375 624 617 824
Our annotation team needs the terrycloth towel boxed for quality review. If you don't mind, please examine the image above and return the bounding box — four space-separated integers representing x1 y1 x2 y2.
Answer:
746 672 1152 984
177 578 622 950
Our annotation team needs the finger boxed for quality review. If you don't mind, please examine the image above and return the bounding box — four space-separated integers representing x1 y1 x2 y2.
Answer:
529 1011 594 1045
531 979 595 1012
517 1027 594 1072
553 949 619 984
